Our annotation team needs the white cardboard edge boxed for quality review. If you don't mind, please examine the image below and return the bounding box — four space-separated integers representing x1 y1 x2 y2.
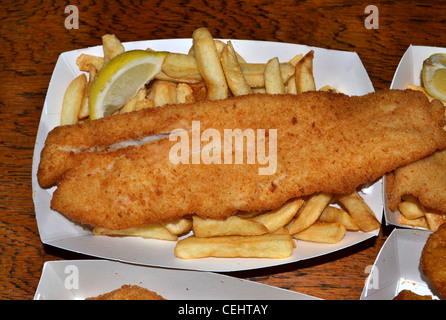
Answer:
34 260 321 300
360 228 441 300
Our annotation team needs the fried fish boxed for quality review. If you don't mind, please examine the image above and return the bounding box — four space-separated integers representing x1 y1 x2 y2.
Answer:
387 148 446 213
37 90 446 230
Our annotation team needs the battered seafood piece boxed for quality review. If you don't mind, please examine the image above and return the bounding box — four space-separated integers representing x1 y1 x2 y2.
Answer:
38 90 446 230
421 223 446 299
86 284 165 300
393 289 433 300
386 149 446 213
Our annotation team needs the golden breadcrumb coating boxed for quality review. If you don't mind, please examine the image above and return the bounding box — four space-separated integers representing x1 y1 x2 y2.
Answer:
38 90 446 229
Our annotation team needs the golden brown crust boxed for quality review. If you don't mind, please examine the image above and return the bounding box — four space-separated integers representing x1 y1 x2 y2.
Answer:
387 149 446 213
39 90 446 229
393 289 433 300
421 223 446 299
86 284 165 300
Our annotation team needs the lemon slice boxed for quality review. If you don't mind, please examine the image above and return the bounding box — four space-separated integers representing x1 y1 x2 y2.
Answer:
422 53 446 103
89 50 167 119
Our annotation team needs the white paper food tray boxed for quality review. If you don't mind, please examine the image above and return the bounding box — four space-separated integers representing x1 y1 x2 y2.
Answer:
32 38 381 272
361 228 440 299
34 259 319 300
385 45 446 229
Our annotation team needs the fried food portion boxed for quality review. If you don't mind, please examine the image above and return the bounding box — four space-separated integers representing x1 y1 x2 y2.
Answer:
421 223 446 299
86 284 165 300
387 148 446 214
38 90 446 230
393 289 433 300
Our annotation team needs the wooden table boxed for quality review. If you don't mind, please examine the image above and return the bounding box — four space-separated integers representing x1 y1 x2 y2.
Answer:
2 0 445 300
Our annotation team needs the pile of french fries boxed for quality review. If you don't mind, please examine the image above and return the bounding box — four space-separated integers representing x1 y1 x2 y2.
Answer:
94 190 380 259
60 27 326 125
396 194 446 230
61 27 381 259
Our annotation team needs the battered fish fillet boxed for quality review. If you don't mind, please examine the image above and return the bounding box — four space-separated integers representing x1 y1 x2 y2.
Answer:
37 90 446 230
86 284 165 300
387 148 446 213
421 223 446 299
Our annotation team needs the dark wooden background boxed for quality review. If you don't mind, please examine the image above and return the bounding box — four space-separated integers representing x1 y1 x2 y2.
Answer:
2 0 446 300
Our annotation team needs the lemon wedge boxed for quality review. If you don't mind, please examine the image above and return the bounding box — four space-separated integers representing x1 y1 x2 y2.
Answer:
89 50 167 119
422 53 446 103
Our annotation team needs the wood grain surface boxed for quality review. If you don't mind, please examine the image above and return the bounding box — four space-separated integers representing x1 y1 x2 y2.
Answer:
1 0 446 300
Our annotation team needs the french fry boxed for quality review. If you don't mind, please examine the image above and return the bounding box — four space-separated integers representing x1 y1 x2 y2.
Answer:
189 39 246 63
162 43 295 92
220 41 253 96
93 223 178 241
189 39 225 56
240 62 294 88
78 65 98 119
155 70 202 84
60 74 88 125
192 215 268 237
251 198 304 233
161 53 203 82
398 214 429 229
292 222 346 244
212 39 226 55
236 210 265 219
176 83 196 104
318 206 360 231
289 53 303 67
175 234 294 259
120 88 147 113
151 81 177 107
252 88 266 94
264 57 285 94
295 50 316 93
286 54 303 94
286 76 297 94
337 191 381 232
78 94 90 120
273 227 290 235
102 34 125 63
192 27 228 100
319 85 340 93
134 98 155 111
187 82 207 101
288 192 332 234
397 195 426 220
162 218 193 236
397 195 446 231
76 53 105 72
